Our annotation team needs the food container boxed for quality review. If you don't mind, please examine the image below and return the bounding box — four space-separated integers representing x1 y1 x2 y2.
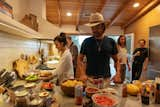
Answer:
61 79 85 97
75 85 83 105
41 82 54 91
141 82 155 105
14 90 29 107
92 93 119 107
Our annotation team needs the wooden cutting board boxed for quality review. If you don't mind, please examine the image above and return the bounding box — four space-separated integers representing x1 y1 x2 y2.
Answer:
14 59 29 78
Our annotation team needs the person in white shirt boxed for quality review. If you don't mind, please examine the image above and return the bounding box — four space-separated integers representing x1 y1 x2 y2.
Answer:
117 35 130 83
53 33 74 84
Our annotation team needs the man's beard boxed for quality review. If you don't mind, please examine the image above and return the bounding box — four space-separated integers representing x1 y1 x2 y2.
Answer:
93 32 103 38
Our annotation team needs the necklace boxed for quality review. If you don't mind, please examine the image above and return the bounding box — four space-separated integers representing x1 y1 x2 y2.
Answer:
94 37 105 52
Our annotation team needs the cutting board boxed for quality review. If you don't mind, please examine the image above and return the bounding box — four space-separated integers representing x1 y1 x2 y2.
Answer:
13 59 29 79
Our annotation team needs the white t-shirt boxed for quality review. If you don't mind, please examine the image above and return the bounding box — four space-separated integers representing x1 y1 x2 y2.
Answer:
54 49 74 82
117 46 128 64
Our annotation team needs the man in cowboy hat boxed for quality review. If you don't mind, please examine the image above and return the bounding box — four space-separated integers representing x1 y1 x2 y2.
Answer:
77 12 121 82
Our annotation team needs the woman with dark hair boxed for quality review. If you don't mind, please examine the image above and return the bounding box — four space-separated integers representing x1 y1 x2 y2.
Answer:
117 35 130 82
53 33 74 84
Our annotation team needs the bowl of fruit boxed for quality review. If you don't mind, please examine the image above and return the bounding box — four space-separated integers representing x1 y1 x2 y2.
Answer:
61 79 85 97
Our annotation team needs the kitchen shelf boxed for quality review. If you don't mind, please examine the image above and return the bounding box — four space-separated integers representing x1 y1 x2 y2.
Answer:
0 12 42 38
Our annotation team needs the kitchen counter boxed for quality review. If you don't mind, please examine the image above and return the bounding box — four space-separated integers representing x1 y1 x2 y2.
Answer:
53 86 160 107
1 84 160 107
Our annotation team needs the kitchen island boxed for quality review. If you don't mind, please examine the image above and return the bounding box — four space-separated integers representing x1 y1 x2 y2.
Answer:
0 81 160 107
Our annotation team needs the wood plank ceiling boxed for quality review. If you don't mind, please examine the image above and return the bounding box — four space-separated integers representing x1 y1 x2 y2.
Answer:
46 0 160 28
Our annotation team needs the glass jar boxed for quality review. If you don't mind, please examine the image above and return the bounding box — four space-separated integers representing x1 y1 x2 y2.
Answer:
14 90 29 107
15 95 29 107
75 85 83 105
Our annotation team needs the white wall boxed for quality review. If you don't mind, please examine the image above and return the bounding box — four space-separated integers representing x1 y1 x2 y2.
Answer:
5 0 29 20
0 31 48 70
38 18 60 38
28 0 46 19
125 4 160 48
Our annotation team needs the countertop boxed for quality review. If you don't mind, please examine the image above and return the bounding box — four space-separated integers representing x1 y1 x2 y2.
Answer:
0 85 160 107
53 86 160 107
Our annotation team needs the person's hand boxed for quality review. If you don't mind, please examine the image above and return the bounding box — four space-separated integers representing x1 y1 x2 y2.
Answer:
112 72 121 83
128 65 131 72
143 66 147 72
134 51 140 56
79 74 88 82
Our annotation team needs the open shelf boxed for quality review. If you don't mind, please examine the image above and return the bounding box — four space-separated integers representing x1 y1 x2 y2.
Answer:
0 12 43 38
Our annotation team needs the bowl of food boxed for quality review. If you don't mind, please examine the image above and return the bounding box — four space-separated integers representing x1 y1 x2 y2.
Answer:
41 82 54 91
39 71 53 81
61 79 85 97
92 93 119 107
25 74 38 82
39 91 49 97
85 87 99 98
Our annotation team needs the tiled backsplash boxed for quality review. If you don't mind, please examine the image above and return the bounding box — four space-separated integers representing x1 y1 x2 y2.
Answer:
0 31 48 70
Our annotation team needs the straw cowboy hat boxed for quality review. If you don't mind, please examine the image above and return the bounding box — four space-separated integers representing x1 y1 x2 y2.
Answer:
85 12 105 27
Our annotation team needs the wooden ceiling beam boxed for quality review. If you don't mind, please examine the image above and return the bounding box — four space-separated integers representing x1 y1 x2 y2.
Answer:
57 0 62 27
123 0 160 28
75 0 84 31
98 0 107 13
108 0 131 27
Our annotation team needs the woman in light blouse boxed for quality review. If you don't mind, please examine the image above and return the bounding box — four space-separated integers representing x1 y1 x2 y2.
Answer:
53 33 74 84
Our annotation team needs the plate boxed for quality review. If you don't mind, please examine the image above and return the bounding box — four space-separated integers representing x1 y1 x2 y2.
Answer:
24 82 36 88
15 90 28 97
39 91 49 97
12 80 26 88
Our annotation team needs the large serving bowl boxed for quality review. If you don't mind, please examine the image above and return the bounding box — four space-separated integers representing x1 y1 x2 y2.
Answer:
60 79 85 97
92 93 119 107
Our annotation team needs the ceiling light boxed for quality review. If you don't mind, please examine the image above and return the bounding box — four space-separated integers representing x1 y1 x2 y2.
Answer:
133 2 140 8
66 12 72 16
